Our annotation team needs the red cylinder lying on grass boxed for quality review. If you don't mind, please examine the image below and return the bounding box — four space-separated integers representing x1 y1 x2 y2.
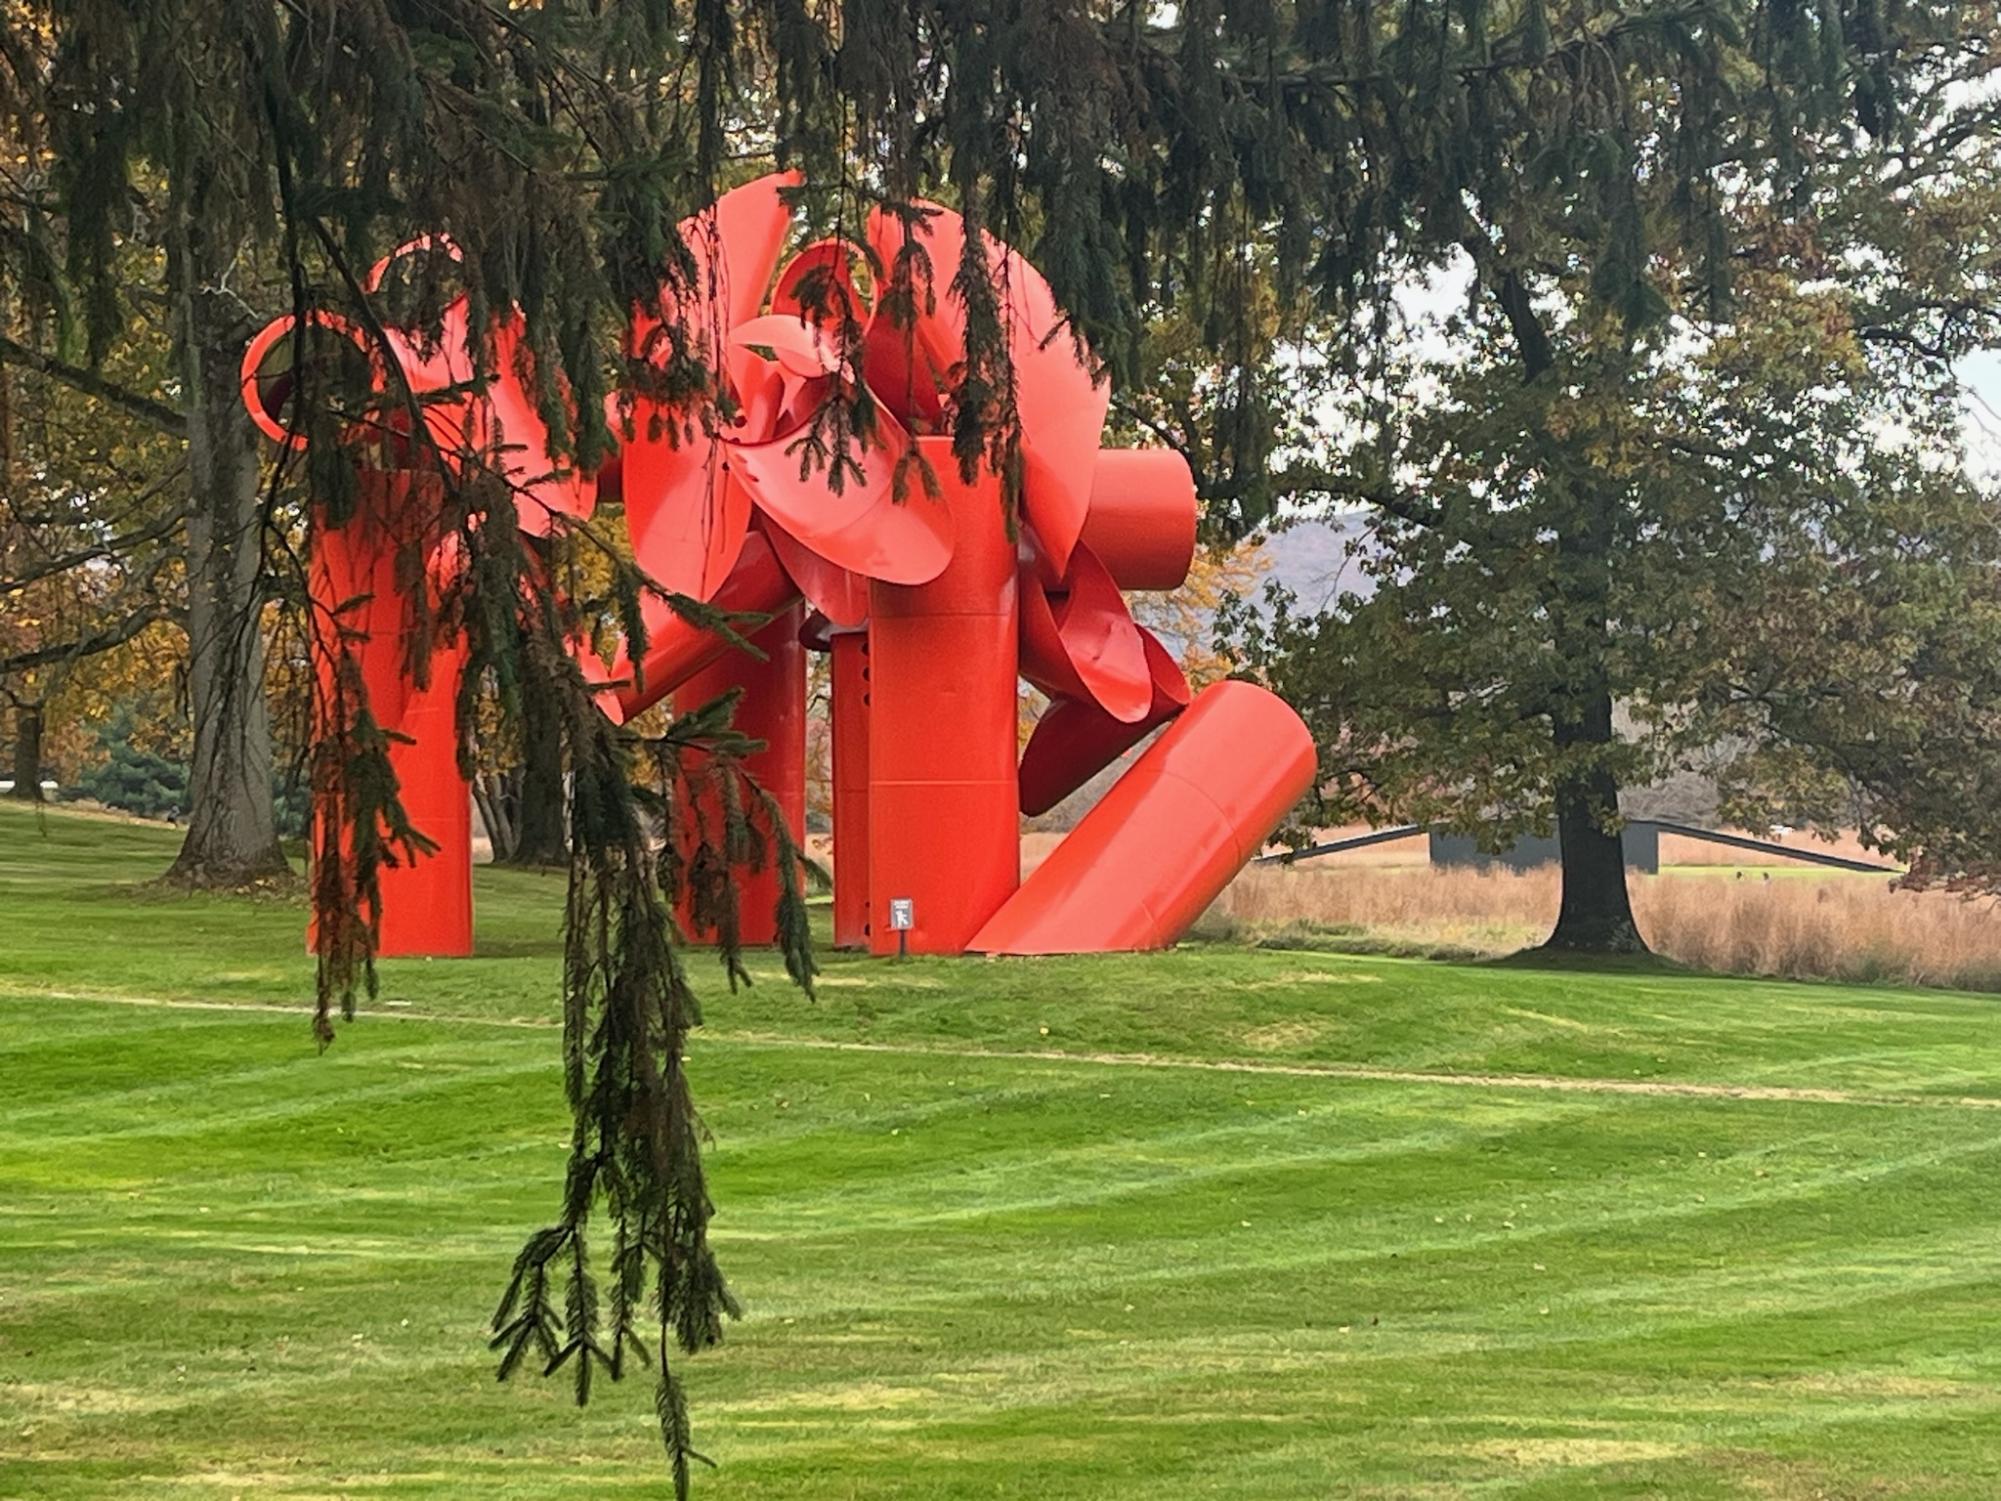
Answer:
973 680 1317 954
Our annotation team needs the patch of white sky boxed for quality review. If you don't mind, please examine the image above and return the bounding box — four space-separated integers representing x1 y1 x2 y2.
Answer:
1275 58 2001 499
1277 230 2001 518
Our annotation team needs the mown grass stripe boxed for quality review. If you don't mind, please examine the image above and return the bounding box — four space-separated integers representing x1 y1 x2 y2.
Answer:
7 987 2001 1113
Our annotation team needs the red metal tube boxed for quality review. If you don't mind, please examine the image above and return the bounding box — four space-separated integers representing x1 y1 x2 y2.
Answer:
672 603 808 946
1080 449 1198 591
309 469 473 959
829 628 872 949
972 681 1315 954
866 437 1020 954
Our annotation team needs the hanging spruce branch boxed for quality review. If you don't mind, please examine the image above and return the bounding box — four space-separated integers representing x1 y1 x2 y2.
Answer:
4 0 1979 1488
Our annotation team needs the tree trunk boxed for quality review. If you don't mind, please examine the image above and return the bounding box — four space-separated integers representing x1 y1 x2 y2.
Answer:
1545 684 1646 953
504 670 568 865
8 700 43 800
473 774 516 863
163 202 290 887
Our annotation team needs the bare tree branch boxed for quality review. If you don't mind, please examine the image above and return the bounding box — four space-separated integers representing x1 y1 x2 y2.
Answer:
0 485 189 595
0 604 170 674
0 332 189 438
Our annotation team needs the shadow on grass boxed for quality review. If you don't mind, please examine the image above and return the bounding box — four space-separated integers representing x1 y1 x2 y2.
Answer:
1243 919 1697 981
1482 945 1693 979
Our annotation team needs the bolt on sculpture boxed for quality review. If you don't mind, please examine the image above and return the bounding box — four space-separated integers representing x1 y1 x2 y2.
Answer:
240 172 1316 959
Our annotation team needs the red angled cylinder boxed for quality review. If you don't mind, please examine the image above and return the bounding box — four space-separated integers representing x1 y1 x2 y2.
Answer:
1080 448 1198 590
672 603 807 946
867 438 1020 954
829 628 872 949
310 469 473 959
602 531 801 725
972 680 1315 954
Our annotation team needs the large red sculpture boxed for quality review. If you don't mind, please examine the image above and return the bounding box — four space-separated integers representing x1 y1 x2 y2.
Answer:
240 175 1317 959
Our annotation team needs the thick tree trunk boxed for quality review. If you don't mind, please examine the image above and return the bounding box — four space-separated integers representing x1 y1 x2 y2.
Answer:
1545 685 1646 953
164 213 290 887
8 700 43 800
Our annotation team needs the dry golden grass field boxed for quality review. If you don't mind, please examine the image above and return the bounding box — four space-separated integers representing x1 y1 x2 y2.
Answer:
816 824 2001 992
1214 862 2001 991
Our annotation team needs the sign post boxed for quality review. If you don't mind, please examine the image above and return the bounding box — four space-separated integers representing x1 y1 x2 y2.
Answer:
888 898 914 959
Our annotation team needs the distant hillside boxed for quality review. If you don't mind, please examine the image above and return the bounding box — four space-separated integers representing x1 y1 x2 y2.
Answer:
1253 512 1379 610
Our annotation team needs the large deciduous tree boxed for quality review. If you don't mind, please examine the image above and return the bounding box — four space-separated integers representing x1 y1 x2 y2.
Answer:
1207 3 2001 951
0 334 184 803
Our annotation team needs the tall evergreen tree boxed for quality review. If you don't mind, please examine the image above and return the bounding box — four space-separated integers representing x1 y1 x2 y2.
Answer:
2 0 1988 1481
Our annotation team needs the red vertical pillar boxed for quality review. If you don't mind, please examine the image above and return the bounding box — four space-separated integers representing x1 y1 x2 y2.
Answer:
310 469 474 959
829 627 871 949
866 438 1020 954
673 602 807 945
378 643 472 956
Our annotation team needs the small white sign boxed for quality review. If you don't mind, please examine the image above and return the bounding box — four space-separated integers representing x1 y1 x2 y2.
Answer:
888 898 915 931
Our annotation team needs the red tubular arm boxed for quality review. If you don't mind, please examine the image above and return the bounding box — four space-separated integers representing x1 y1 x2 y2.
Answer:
593 531 802 725
1080 449 1198 591
972 681 1316 954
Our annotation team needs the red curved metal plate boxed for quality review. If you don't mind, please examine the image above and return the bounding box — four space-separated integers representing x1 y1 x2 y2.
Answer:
1017 561 1087 703
859 308 951 430
863 199 1108 575
1048 543 1151 724
762 517 871 628
621 425 751 604
1017 543 1150 722
651 172 799 351
861 205 956 430
772 239 873 323
726 416 952 586
1006 268 1108 580
727 348 791 439
477 320 596 535
613 175 801 597
1017 627 1189 816
731 313 844 379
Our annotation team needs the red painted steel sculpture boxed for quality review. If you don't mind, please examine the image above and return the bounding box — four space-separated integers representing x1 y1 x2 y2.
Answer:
240 174 1316 958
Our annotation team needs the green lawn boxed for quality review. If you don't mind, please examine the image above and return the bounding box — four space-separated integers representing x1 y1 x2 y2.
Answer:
5 802 2001 1498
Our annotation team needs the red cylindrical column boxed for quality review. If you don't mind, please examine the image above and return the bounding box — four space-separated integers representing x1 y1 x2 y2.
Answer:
829 628 871 949
1079 448 1199 589
310 469 473 959
866 438 1019 954
672 603 808 945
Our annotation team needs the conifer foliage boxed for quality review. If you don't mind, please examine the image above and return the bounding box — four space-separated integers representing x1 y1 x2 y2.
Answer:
1 0 1991 1485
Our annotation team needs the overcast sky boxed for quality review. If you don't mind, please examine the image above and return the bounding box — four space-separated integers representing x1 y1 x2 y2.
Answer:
1964 351 2001 481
